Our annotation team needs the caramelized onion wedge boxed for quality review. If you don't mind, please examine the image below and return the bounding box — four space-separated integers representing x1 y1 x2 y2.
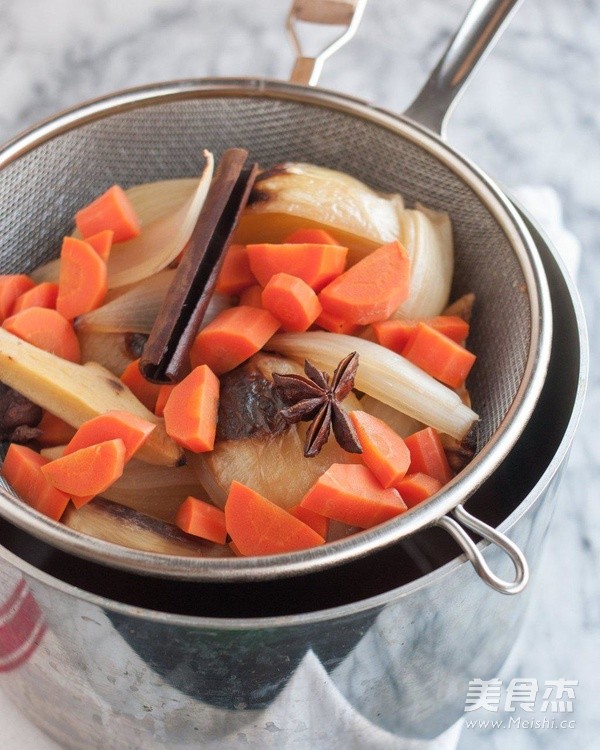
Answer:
121 178 198 227
62 497 230 557
101 460 202 523
237 162 405 264
395 205 454 318
360 394 423 437
31 155 214 288
78 330 138 376
76 270 231 335
268 332 478 440
106 151 214 288
0 328 183 466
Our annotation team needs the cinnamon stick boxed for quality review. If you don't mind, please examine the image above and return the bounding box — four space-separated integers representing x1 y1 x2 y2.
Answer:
140 148 258 383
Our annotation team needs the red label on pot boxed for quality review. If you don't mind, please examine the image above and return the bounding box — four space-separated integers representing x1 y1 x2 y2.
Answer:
0 579 46 672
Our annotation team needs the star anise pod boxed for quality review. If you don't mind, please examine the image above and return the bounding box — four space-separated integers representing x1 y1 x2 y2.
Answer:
272 352 363 458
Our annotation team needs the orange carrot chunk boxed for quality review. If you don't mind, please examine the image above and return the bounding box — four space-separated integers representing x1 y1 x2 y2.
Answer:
175 496 227 544
190 306 280 375
13 282 59 313
154 384 176 418
371 319 417 352
64 410 156 462
396 472 443 508
403 427 454 485
300 463 407 529
315 308 360 335
3 306 81 363
349 410 411 489
84 229 114 262
75 185 141 243
41 438 126 499
401 322 476 389
120 359 163 412
261 273 322 332
215 244 256 295
238 284 264 308
0 275 35 321
373 315 470 353
225 481 325 556
37 411 77 448
163 365 220 452
246 242 347 292
56 236 108 320
284 228 340 246
318 241 411 325
229 540 244 557
289 504 330 539
1 444 71 521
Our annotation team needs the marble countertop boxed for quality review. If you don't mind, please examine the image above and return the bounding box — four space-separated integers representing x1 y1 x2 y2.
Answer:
0 1 597 748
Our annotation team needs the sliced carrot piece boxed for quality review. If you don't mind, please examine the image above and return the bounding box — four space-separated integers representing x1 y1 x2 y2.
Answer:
41 438 126 498
371 319 416 352
75 185 141 243
190 306 280 375
84 229 114 262
318 241 410 325
402 322 476 388
120 359 162 412
37 411 77 448
1 444 70 521
163 365 220 452
403 427 453 485
246 242 347 291
289 504 329 539
3 306 81 363
154 384 176 418
13 282 59 313
261 272 322 332
238 284 264 308
284 228 340 245
225 481 325 556
300 463 407 529
63 410 156 462
372 315 470 353
215 244 256 295
0 275 35 321
396 472 443 508
315 308 360 335
56 236 108 320
349 410 411 489
175 496 227 544
229 540 244 557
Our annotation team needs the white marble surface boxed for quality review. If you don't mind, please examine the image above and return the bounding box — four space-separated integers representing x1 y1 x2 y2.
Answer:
0 0 597 748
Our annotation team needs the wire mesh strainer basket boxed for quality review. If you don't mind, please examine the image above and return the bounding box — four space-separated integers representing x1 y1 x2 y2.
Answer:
0 0 551 592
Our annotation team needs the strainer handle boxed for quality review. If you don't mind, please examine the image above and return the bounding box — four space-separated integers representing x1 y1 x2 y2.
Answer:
435 504 529 594
287 0 368 86
404 0 524 137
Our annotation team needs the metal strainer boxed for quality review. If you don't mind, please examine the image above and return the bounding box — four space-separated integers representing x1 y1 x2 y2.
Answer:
0 0 551 592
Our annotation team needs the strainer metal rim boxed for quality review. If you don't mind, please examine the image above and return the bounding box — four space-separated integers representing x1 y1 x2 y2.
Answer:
0 77 553 581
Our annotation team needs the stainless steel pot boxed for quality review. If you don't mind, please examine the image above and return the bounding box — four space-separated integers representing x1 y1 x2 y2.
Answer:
0 214 587 747
0 0 553 592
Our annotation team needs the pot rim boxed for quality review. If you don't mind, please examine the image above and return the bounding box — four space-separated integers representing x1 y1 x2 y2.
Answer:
0 202 587 629
0 78 553 581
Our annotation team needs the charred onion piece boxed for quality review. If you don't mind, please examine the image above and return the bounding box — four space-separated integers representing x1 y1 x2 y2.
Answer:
62 497 230 558
273 352 362 457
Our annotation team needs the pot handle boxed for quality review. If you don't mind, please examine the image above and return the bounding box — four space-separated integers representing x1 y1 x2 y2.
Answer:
435 504 529 594
404 0 524 137
287 0 368 86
